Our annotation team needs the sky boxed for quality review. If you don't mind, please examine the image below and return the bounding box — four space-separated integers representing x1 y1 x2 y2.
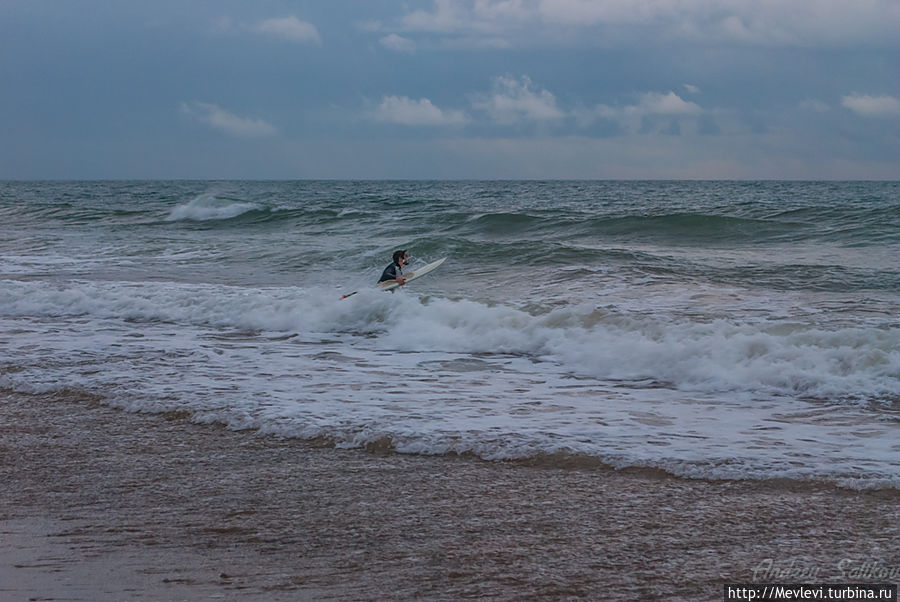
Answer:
1 0 898 180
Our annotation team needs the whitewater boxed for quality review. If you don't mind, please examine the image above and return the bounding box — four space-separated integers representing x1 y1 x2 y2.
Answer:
1 180 898 488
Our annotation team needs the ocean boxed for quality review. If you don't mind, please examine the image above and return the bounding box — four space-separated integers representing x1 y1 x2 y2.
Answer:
1 180 898 489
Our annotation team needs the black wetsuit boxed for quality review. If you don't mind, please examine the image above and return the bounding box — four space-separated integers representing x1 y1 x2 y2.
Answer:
378 261 403 283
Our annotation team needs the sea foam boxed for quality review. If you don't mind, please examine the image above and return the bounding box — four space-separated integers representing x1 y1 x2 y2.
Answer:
3 278 898 404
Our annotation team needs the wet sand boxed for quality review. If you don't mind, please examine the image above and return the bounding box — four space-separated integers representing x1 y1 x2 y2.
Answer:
2 389 898 601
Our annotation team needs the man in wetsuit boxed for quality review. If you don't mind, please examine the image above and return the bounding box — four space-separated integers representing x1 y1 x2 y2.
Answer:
378 249 409 286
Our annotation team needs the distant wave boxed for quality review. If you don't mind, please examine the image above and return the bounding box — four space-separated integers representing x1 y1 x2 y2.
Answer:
165 194 260 222
417 212 786 247
442 210 900 246
6 185 896 248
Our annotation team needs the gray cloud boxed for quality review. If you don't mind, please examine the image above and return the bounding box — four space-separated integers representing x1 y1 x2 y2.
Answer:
841 94 900 118
252 16 322 44
385 0 900 47
379 33 416 53
214 14 322 44
373 96 468 126
472 76 565 124
180 102 278 138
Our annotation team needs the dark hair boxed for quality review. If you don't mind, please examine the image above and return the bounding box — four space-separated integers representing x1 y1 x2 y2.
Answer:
393 249 407 264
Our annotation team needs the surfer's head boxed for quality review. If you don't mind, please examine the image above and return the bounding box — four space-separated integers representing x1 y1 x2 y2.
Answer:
393 249 409 266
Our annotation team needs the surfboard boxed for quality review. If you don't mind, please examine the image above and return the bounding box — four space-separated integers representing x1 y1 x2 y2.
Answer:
341 257 447 299
379 257 446 291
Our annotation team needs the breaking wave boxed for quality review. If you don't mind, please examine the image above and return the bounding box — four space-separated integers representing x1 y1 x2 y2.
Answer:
3 278 898 404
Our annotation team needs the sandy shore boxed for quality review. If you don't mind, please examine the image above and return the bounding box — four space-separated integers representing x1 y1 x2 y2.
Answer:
1 389 898 601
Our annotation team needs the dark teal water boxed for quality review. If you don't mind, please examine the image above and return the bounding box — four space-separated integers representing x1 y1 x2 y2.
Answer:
2 181 897 291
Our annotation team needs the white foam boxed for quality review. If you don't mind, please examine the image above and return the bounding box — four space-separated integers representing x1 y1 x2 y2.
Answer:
2 279 898 402
166 194 259 222
3 278 899 487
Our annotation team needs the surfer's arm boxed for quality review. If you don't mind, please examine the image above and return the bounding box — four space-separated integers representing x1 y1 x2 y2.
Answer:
378 263 399 285
388 264 407 285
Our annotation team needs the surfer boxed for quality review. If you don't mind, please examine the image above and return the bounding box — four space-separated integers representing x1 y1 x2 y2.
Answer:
378 250 409 286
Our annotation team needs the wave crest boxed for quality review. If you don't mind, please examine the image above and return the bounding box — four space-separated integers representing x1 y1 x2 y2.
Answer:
3 279 898 404
166 194 260 222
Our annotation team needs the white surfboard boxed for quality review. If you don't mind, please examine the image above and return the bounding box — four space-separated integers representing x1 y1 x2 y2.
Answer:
379 257 447 291
340 257 447 299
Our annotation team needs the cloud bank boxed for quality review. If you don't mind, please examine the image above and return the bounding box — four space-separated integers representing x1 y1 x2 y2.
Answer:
252 16 322 44
374 77 706 133
472 76 565 124
841 94 900 118
374 96 468 126
383 0 900 47
180 102 278 137
2 0 896 179
379 33 416 53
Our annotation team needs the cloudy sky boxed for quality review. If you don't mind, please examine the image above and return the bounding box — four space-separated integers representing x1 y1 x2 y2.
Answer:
1 0 898 179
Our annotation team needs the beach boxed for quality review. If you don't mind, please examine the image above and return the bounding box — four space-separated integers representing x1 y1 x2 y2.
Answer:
3 389 898 601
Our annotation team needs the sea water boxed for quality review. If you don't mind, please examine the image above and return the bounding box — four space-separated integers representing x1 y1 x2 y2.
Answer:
1 180 898 488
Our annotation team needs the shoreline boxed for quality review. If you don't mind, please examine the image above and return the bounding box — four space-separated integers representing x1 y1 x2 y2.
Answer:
2 389 898 600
